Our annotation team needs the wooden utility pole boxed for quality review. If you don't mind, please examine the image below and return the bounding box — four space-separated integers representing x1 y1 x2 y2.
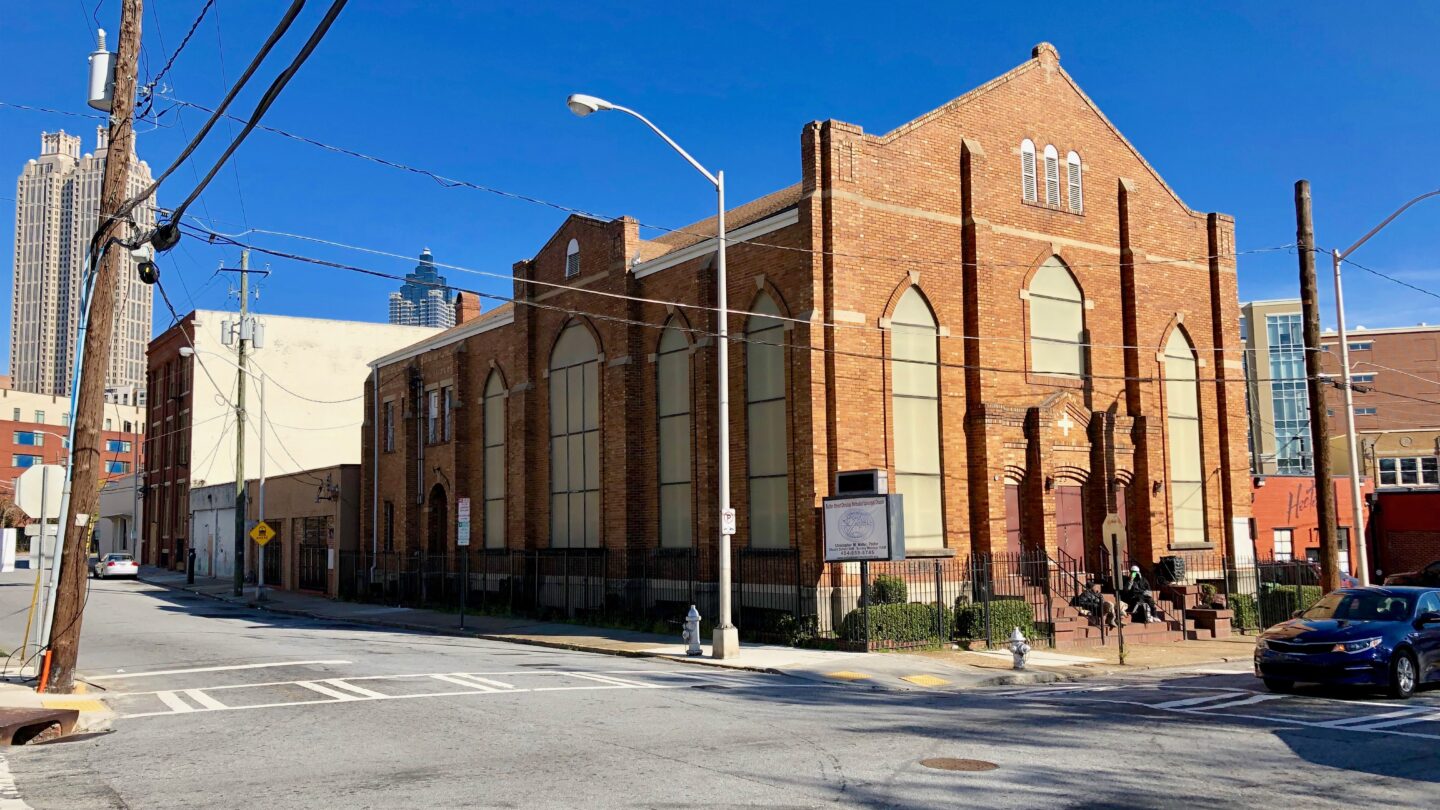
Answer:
1295 180 1340 593
47 0 143 693
233 252 250 597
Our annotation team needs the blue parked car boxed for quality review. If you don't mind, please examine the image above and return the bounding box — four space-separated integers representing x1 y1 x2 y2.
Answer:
1254 587 1440 699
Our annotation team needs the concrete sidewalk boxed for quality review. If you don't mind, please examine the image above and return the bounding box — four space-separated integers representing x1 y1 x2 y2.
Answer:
0 670 114 737
136 567 1249 690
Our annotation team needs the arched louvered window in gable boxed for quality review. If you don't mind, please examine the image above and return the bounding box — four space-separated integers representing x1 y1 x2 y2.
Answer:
746 293 789 549
890 288 943 549
1028 257 1085 377
1043 144 1060 207
565 239 580 279
1164 329 1206 545
1066 151 1083 214
549 323 600 548
656 323 692 548
1020 139 1038 204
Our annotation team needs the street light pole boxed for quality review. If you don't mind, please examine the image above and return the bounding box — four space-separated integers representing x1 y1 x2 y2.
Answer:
1330 188 1440 587
567 94 739 657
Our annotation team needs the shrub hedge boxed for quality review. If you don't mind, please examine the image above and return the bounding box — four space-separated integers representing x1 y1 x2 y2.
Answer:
954 598 1035 642
1260 585 1323 626
870 574 908 605
840 602 951 645
1228 593 1258 631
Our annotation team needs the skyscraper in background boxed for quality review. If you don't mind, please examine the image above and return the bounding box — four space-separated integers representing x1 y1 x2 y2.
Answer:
388 248 455 329
10 128 155 400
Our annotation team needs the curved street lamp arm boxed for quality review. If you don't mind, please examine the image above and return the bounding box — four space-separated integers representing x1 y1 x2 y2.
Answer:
1340 189 1440 260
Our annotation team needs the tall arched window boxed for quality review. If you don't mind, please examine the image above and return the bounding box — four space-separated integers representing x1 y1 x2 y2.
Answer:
1164 329 1205 545
891 288 943 549
565 238 580 278
1020 139 1037 204
1043 145 1060 207
1028 257 1085 377
656 323 692 547
1066 150 1083 214
427 484 448 554
549 322 600 548
746 293 789 548
483 371 506 549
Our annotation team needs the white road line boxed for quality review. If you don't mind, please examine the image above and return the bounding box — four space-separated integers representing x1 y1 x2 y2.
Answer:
323 679 388 699
155 691 196 713
1153 693 1246 709
0 754 34 810
1193 693 1286 711
294 681 359 701
1347 711 1440 731
89 660 352 680
431 674 497 692
1319 708 1434 728
456 675 515 690
562 672 656 688
183 689 228 711
1187 668 1252 675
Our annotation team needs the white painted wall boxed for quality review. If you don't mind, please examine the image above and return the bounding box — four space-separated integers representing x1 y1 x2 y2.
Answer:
190 483 235 580
96 474 138 558
184 312 438 490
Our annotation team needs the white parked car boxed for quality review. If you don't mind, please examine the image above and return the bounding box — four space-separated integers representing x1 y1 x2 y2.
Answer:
92 553 139 579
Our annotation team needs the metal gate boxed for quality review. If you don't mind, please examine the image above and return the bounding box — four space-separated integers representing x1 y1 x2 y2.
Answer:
298 545 327 592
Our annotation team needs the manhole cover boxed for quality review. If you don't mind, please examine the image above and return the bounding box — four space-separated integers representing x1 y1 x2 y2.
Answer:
920 758 998 772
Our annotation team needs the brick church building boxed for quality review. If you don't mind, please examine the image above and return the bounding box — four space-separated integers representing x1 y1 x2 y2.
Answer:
363 43 1251 605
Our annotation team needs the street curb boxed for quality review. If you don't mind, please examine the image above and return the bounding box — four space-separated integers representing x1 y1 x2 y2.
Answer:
137 575 786 677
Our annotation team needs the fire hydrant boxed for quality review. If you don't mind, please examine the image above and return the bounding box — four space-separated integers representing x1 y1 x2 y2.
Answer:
1009 626 1031 670
682 605 703 656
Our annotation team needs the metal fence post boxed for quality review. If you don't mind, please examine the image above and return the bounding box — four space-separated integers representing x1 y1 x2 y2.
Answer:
934 560 944 643
860 560 871 651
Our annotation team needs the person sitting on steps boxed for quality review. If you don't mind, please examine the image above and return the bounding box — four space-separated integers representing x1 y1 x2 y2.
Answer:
1071 579 1120 629
1122 565 1165 624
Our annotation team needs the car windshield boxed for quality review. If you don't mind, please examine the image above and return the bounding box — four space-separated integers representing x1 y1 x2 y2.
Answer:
1301 591 1413 622
106 555 133 561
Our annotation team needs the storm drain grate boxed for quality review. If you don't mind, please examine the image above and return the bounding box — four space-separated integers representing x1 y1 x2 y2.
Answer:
920 758 998 772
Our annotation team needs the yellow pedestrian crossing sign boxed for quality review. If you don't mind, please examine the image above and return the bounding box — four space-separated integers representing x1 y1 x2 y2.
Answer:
250 521 275 546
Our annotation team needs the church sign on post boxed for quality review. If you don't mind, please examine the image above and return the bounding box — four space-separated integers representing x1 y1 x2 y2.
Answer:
822 494 906 563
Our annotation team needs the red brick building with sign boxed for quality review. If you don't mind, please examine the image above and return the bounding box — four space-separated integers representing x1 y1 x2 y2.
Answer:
362 44 1251 607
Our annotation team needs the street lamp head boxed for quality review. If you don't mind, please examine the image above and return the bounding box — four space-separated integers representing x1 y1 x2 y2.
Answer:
566 93 614 117
178 347 194 357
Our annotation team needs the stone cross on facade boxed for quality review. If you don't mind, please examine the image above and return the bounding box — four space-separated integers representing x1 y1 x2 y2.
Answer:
1056 412 1075 438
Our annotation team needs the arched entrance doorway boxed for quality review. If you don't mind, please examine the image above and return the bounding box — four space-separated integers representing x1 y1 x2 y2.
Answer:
427 484 448 554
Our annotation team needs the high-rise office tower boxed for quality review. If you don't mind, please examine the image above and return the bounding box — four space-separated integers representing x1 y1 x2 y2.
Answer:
388 248 455 329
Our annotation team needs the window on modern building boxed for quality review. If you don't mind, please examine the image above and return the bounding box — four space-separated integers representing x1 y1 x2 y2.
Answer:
1029 257 1085 377
12 454 41 468
105 418 112 431
550 322 600 548
10 409 18 422
1043 144 1060 207
1354 406 1377 416
747 293 789 549
383 401 396 452
1266 312 1312 473
1351 373 1376 384
13 431 42 447
106 460 129 474
483 371 506 549
565 238 581 279
657 323 692 548
34 411 44 423
123 420 131 433
106 439 132 453
383 500 395 552
891 289 943 549
1065 150 1082 213
1273 528 1293 561
1020 139 1037 203
1164 329 1206 545
1348 341 1372 351
1379 456 1440 486
426 389 440 444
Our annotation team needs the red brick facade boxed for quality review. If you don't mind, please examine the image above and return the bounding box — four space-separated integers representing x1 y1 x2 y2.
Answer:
1250 476 1372 574
363 44 1252 581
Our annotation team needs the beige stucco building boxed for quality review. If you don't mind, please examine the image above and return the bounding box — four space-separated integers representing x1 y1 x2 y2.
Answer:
11 129 155 398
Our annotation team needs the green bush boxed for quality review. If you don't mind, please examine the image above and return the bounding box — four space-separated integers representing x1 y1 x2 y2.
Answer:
1228 593 1258 631
870 574 908 605
954 598 1035 642
1260 585 1323 627
840 602 950 645
1199 583 1218 606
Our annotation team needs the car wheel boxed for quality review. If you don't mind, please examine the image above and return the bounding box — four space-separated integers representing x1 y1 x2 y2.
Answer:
1389 651 1418 699
1263 678 1294 694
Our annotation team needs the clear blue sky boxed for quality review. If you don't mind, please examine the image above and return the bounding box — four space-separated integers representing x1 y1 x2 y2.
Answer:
3 1 1438 374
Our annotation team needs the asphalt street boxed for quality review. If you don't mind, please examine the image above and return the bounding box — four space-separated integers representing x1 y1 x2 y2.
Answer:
0 570 1435 809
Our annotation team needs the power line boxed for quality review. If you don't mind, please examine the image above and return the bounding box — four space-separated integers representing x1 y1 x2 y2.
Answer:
1341 256 1440 302
185 222 1353 388
246 357 364 404
141 0 215 110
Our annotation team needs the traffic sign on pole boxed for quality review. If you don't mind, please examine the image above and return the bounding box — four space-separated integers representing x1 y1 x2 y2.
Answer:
250 521 275 546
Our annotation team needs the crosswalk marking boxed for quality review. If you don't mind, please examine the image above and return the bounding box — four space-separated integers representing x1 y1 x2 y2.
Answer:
1348 711 1440 731
1319 708 1433 728
431 674 499 692
561 672 655 688
323 679 388 699
1154 693 1246 709
183 689 228 710
155 691 196 713
295 681 360 701
458 675 515 690
1192 693 1286 711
